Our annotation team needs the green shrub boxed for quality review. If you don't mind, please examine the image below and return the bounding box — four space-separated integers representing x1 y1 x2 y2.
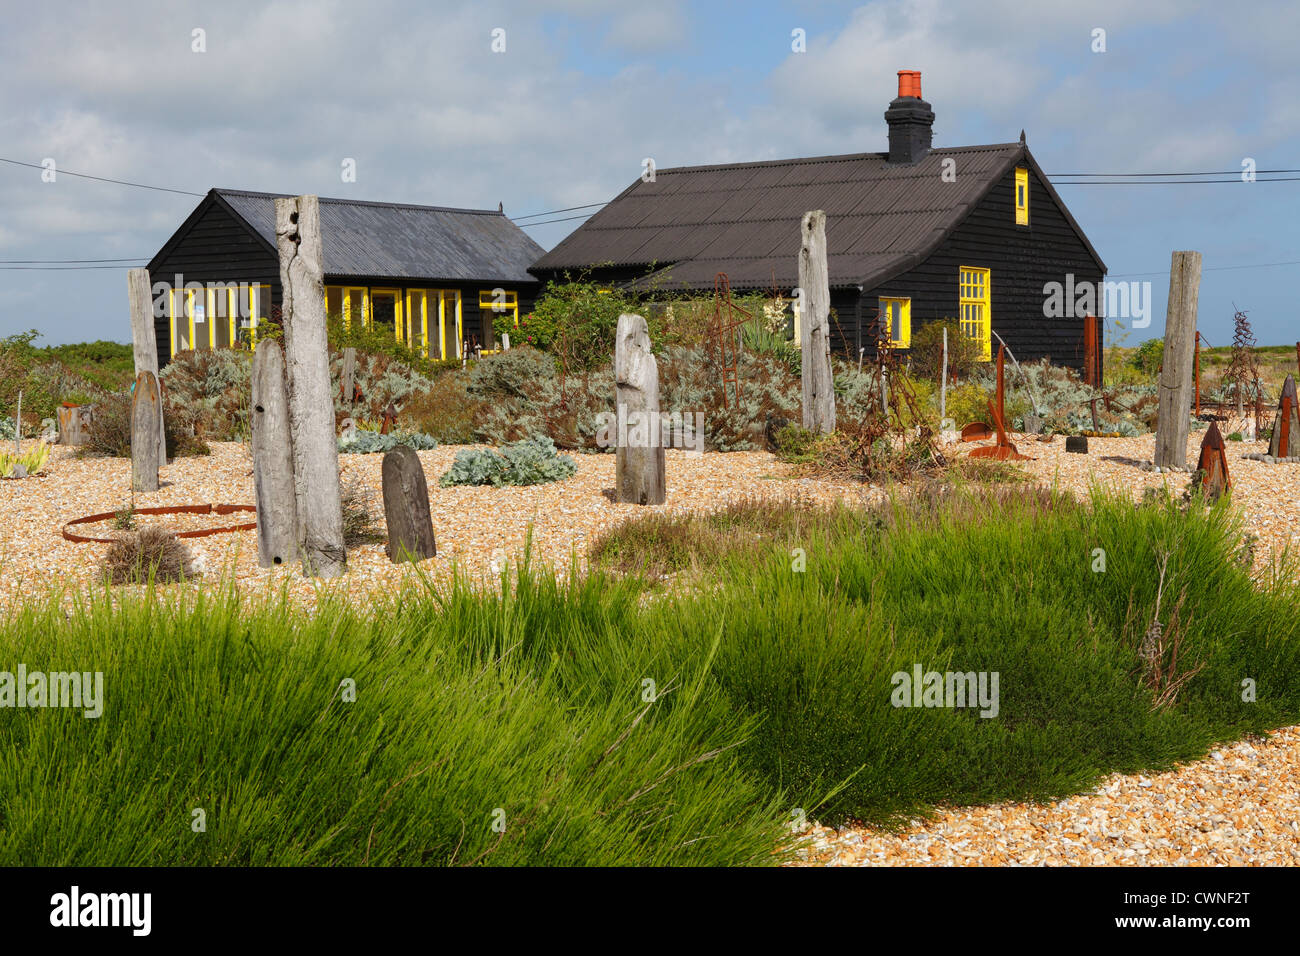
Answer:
401 373 480 444
466 346 556 399
942 382 993 426
1132 337 1164 373
337 429 438 455
524 277 636 371
908 318 981 381
439 436 577 487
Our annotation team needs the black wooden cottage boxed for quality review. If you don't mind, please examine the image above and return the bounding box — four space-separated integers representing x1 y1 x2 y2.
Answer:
531 70 1106 371
148 189 544 363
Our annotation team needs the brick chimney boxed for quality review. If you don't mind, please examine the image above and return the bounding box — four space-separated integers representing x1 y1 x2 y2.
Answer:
885 70 934 164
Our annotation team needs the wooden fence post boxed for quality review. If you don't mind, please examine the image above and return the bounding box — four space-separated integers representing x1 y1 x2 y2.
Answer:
340 347 357 409
130 372 161 492
381 445 437 562
614 313 666 505
127 267 167 468
277 195 347 578
251 340 298 568
940 327 948 423
799 210 835 433
1154 251 1201 469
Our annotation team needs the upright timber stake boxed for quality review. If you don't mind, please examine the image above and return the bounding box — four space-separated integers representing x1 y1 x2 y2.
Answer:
277 195 347 578
340 347 357 408
939 327 949 423
130 372 161 492
1154 251 1201 470
798 210 835 434
381 445 437 562
614 313 666 505
251 341 298 568
127 267 166 469
1270 375 1300 459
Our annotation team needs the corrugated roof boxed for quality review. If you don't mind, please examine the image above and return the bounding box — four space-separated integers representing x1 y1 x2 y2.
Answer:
530 145 1030 291
215 189 545 283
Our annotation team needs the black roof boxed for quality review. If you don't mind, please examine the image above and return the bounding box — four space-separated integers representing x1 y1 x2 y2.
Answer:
156 189 546 284
531 143 1105 291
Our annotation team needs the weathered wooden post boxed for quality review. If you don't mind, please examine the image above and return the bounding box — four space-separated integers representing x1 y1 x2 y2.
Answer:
130 372 161 492
1154 251 1201 469
251 341 298 568
277 195 347 578
381 445 437 562
340 347 357 409
1269 375 1300 459
614 312 666 505
798 210 835 433
939 327 949 423
127 267 166 468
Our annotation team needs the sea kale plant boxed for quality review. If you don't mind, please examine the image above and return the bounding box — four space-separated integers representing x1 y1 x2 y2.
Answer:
439 436 577 487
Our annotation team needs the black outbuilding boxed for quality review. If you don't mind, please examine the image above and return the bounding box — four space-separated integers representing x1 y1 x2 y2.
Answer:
531 70 1107 372
147 188 544 362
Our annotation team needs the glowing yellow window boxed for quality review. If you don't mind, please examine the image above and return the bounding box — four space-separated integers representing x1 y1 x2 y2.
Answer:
1014 167 1029 225
959 266 992 361
880 298 911 348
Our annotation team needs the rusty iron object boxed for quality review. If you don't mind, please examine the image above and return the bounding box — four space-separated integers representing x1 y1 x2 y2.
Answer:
707 272 750 409
960 342 1006 440
1083 314 1101 388
967 345 1033 461
960 421 993 441
1194 422 1231 498
62 504 257 544
380 403 398 435
1279 390 1294 454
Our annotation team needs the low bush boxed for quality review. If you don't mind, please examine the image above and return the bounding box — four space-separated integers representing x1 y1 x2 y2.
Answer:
102 527 194 585
337 429 438 455
439 436 576 487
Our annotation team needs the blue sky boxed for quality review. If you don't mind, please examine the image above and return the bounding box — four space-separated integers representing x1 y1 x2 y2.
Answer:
1 0 1296 346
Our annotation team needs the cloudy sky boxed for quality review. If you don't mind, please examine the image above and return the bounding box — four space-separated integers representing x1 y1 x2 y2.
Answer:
1 0 1297 345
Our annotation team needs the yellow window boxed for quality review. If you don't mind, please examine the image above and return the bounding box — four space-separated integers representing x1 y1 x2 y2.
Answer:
1014 167 1029 225
880 297 911 348
959 267 992 361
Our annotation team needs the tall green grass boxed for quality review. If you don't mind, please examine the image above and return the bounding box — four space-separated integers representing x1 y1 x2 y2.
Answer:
1 486 1297 864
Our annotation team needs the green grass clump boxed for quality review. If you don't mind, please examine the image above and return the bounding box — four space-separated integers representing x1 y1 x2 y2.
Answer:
2 485 1298 864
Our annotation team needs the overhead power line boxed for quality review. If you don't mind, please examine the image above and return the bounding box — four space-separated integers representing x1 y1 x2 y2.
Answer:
0 256 149 263
0 157 203 196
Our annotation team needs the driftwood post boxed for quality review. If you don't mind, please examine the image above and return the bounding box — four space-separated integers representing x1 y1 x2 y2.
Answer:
340 347 357 409
130 372 161 492
13 389 20 454
940 327 949 423
251 341 298 568
127 267 166 468
799 210 835 433
614 313 666 505
277 195 347 578
381 445 437 562
1270 375 1300 459
1154 251 1201 469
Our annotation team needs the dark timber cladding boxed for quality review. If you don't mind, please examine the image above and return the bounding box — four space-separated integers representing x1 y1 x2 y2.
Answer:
147 189 545 362
530 69 1107 372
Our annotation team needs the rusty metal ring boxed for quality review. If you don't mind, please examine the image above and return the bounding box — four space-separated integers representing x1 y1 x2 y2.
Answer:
62 504 257 544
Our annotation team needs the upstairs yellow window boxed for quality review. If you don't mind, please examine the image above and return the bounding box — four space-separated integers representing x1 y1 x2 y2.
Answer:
1014 167 1029 225
959 266 992 361
879 297 911 348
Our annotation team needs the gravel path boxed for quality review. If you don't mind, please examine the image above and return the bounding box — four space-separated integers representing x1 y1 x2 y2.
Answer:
792 726 1300 866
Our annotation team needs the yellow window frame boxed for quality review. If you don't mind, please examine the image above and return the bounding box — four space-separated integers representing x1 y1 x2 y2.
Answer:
404 289 433 356
959 266 992 361
478 288 518 354
369 288 402 343
342 286 369 331
1014 167 1029 225
879 297 911 348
